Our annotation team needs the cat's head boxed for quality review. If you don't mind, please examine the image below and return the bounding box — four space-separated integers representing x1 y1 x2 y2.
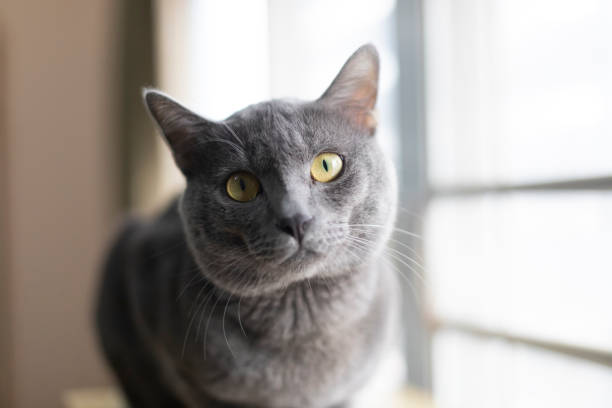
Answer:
144 44 397 296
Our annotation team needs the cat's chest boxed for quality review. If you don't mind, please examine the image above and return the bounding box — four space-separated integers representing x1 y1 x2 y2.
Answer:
162 269 394 407
187 323 377 408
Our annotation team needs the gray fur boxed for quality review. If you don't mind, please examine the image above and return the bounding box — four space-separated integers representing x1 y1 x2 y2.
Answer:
96 44 399 408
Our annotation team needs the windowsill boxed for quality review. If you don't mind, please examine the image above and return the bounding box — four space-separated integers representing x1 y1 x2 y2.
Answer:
395 387 434 408
63 387 434 408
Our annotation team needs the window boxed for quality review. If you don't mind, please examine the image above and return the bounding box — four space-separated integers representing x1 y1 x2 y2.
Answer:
423 0 612 405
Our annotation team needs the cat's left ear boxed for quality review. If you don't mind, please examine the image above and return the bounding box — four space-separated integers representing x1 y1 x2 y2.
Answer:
143 89 213 175
318 44 379 135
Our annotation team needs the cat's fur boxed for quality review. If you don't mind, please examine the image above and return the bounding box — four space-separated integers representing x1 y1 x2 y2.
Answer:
96 44 400 408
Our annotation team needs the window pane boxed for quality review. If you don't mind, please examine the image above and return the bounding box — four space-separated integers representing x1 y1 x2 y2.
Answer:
433 330 612 408
425 0 612 187
425 192 612 351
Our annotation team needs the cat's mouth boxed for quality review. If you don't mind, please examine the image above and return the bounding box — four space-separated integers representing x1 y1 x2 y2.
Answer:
244 225 347 268
245 236 325 268
275 244 320 266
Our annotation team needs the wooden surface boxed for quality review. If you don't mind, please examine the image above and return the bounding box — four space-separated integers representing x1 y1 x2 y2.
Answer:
63 388 126 408
394 387 435 408
64 387 434 408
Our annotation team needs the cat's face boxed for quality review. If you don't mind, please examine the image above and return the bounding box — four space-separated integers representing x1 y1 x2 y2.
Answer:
145 45 397 296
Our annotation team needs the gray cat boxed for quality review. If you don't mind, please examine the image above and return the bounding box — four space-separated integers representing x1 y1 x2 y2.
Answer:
96 44 401 408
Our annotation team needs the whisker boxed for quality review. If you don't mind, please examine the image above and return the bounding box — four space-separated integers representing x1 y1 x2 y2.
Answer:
203 294 223 360
237 296 247 337
147 239 186 259
345 235 428 287
348 234 425 271
383 250 427 286
222 294 236 360
221 122 246 148
192 137 247 158
397 206 425 222
351 228 424 263
182 253 250 357
348 224 422 240
381 257 422 305
176 271 206 301
345 237 428 299
181 281 213 358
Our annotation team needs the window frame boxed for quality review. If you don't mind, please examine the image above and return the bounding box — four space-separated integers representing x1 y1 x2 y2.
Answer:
395 0 431 389
399 0 612 392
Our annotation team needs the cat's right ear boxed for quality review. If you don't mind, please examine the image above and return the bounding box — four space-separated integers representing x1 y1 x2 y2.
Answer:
318 44 380 135
143 89 208 175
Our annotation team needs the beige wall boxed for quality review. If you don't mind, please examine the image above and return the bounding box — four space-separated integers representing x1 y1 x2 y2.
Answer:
1 1 120 407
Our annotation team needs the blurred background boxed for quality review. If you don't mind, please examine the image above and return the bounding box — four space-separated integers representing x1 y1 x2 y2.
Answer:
1 0 611 407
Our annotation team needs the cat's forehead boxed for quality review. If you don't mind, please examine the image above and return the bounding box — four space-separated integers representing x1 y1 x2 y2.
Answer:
214 99 360 180
229 100 347 153
228 101 319 160
232 101 305 139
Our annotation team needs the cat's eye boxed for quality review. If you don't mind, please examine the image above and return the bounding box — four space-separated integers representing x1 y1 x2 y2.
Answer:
226 172 260 202
311 152 343 182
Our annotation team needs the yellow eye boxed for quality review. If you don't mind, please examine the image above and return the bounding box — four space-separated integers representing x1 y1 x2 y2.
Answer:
226 172 260 202
311 152 343 182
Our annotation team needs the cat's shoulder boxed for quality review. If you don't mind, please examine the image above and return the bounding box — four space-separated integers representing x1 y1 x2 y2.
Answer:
110 195 186 260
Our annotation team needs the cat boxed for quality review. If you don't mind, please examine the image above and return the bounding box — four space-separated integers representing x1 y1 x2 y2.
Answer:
96 44 402 408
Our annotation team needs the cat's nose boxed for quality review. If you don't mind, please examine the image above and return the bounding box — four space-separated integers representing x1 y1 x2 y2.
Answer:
277 214 313 244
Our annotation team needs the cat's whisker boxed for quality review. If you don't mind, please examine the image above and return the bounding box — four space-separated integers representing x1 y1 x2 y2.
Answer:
382 250 427 287
352 228 424 263
346 237 428 299
306 277 313 291
221 121 246 148
388 238 424 263
222 294 237 360
348 234 425 272
192 137 247 159
198 254 259 359
203 294 223 360
176 271 207 301
342 240 370 264
386 246 425 272
247 239 296 262
184 255 249 356
381 257 422 305
396 206 425 222
345 235 428 287
187 279 213 316
348 224 422 240
147 239 186 259
181 282 214 359
195 288 218 343
237 296 247 338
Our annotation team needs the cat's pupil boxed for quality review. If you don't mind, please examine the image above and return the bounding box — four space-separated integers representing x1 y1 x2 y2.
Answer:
322 159 328 172
239 178 246 191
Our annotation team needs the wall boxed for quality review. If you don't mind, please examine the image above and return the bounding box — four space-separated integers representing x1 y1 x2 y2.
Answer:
1 1 120 406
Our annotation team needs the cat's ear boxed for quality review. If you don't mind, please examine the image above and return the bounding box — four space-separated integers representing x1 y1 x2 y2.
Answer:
318 44 380 135
143 89 210 175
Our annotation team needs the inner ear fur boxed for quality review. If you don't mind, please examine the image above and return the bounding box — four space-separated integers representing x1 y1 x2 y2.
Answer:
319 44 380 134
